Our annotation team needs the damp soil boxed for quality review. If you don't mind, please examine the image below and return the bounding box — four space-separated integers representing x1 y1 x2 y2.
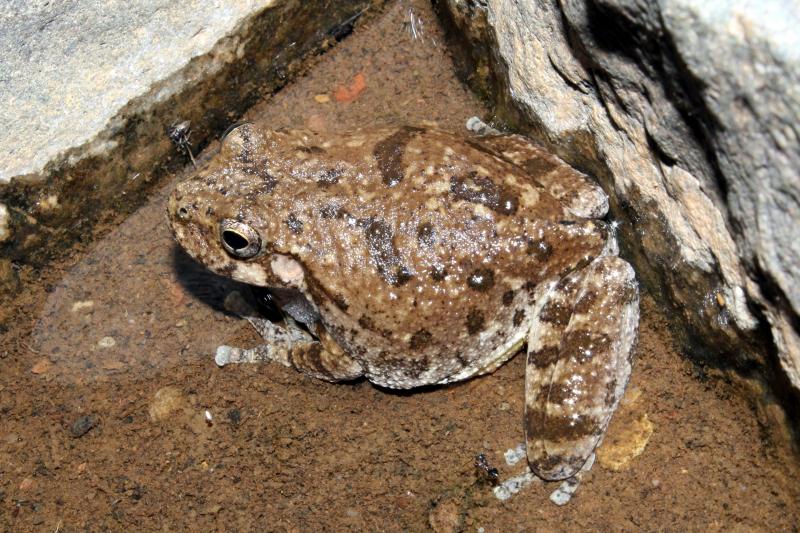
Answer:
2 1 799 531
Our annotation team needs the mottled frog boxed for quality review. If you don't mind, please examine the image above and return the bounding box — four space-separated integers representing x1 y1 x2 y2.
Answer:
167 121 639 503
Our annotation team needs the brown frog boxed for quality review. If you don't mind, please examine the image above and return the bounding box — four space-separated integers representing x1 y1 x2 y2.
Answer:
167 120 639 504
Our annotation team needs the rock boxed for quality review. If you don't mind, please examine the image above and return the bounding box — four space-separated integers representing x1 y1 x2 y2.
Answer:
30 359 52 375
18 477 35 491
148 386 188 422
69 414 99 438
0 0 385 286
436 0 800 400
597 413 654 472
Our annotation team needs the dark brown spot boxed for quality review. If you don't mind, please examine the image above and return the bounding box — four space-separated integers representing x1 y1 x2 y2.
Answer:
523 281 537 293
526 239 552 261
543 413 601 442
467 268 495 292
546 382 578 405
455 351 470 367
358 315 375 331
365 219 408 286
332 293 348 311
562 330 612 364
522 157 558 176
296 145 326 154
417 222 436 246
466 308 485 335
218 263 236 277
529 345 560 368
513 309 525 327
373 126 424 187
394 266 413 286
317 167 343 187
409 329 433 350
539 301 570 326
604 378 618 404
573 290 599 315
430 265 447 281
502 290 515 306
243 165 278 193
285 213 303 234
450 171 519 215
528 452 587 479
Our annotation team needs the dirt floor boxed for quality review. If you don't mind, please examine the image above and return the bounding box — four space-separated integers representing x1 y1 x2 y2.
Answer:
2 0 799 530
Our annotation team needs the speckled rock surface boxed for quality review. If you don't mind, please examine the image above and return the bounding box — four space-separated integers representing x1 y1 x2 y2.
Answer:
0 0 381 273
435 0 800 397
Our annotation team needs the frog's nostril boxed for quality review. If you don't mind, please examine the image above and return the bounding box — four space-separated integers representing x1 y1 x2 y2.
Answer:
178 206 189 219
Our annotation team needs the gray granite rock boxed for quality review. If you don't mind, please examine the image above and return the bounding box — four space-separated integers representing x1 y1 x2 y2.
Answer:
0 0 380 273
437 0 800 391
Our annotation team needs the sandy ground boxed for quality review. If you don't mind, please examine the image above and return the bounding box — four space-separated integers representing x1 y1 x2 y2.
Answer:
2 1 799 530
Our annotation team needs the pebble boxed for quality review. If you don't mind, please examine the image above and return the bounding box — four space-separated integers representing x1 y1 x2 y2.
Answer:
31 359 52 374
597 413 654 471
148 386 188 422
97 336 116 348
69 414 99 438
314 94 330 103
18 477 35 491
70 300 95 313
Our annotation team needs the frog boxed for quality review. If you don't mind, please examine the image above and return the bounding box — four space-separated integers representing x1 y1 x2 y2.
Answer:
167 119 639 504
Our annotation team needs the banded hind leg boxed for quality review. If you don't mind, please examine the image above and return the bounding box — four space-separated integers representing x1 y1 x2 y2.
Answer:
525 256 639 503
215 291 363 382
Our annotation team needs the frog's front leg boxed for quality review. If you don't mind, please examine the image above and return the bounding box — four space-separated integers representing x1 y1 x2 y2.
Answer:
215 291 363 382
525 256 639 501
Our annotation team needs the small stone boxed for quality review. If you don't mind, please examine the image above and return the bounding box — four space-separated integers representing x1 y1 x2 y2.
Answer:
102 360 125 370
498 401 510 411
175 319 187 327
148 386 188 422
69 414 98 438
71 300 95 313
77 462 88 473
31 359 52 374
19 477 35 491
98 336 116 348
314 93 330 103
597 413 654 471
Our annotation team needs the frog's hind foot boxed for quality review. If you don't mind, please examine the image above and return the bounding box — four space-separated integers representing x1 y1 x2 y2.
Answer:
548 453 594 506
524 256 639 483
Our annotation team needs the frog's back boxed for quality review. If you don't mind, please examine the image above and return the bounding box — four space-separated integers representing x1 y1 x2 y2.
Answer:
220 127 606 388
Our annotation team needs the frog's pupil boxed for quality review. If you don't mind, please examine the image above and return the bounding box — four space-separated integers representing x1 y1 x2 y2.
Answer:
223 230 249 251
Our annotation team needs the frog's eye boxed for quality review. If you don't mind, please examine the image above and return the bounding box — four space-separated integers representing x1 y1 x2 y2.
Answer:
219 219 261 259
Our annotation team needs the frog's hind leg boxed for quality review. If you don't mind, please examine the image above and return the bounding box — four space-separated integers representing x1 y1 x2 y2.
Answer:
466 117 608 219
214 291 363 382
525 256 639 499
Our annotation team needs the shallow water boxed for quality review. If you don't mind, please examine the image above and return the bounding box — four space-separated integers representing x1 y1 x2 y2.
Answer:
3 0 799 530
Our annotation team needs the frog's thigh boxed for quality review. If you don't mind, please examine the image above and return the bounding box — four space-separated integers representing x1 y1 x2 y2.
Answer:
288 329 363 383
474 134 609 219
525 256 639 481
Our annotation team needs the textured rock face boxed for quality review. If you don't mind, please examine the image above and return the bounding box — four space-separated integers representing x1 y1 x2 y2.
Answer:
0 0 381 274
436 0 800 392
